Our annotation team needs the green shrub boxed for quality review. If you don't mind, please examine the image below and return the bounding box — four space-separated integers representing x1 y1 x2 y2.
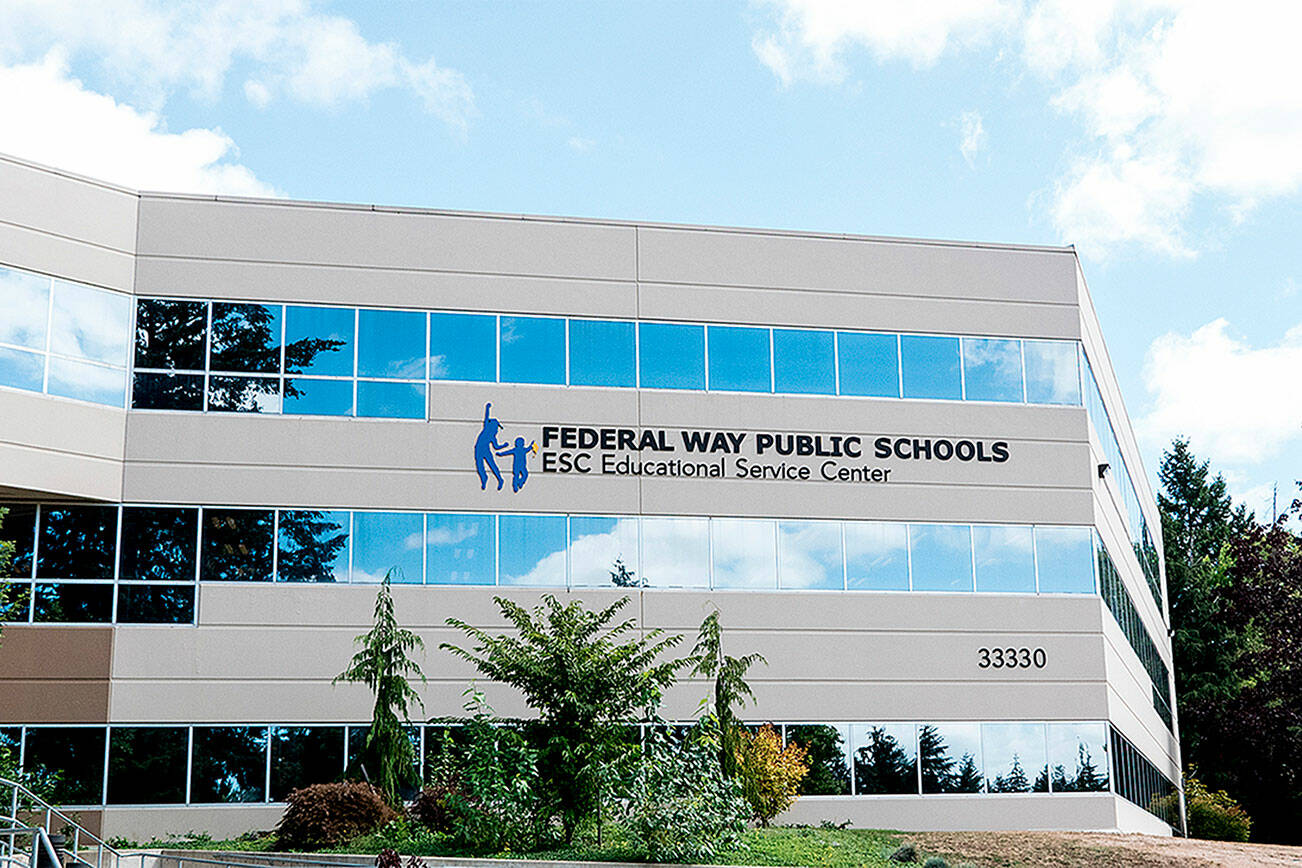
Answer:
888 842 919 862
1185 775 1251 842
923 858 949 868
275 781 397 850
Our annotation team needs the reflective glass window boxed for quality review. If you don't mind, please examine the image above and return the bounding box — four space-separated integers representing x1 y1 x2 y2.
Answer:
276 510 350 583
132 372 203 410
498 514 567 586
23 727 106 805
568 516 640 587
283 377 354 416
852 724 918 794
962 338 1024 402
201 508 274 582
47 357 126 407
108 726 187 804
271 726 344 801
424 724 472 778
568 319 635 388
426 513 496 585
37 505 116 579
844 521 909 590
973 525 1036 593
207 376 281 413
134 299 207 370
707 325 771 392
192 726 268 803
0 504 36 578
210 302 282 374
640 517 709 588
357 309 425 379
901 335 962 400
837 332 899 398
49 282 131 367
778 521 842 590
638 323 705 390
347 725 419 789
1025 340 1081 405
34 583 113 622
284 305 354 376
117 585 194 623
120 507 198 582
0 727 17 757
919 723 984 793
909 524 973 591
352 512 424 584
711 518 777 589
499 316 566 385
0 266 51 350
0 346 44 392
357 381 425 419
1035 526 1095 594
429 313 496 382
773 329 835 395
785 724 850 795
1047 722 1108 792
983 723 1049 792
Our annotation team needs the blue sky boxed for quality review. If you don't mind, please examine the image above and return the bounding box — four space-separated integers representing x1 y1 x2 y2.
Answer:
1 0 1298 517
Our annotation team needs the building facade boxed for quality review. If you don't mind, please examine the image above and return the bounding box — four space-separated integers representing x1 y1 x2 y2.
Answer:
0 154 1181 839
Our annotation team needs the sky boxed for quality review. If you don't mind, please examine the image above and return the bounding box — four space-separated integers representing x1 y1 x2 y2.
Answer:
0 0 1299 518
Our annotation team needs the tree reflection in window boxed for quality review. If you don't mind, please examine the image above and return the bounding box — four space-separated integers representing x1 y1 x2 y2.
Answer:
277 510 349 583
920 724 983 793
36 506 117 579
853 725 917 794
207 302 345 409
201 509 274 582
785 724 850 795
135 299 207 370
191 726 268 802
120 507 197 581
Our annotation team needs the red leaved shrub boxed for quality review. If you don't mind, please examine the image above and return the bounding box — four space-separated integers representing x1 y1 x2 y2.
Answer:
275 781 397 850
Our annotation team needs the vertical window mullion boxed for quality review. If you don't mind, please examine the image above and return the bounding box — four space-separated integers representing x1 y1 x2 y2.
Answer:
271 510 281 582
768 328 775 393
101 725 111 807
110 505 122 623
185 726 194 805
895 333 904 398
265 726 273 804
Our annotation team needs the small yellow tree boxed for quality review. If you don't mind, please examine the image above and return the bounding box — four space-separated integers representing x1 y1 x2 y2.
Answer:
735 724 808 825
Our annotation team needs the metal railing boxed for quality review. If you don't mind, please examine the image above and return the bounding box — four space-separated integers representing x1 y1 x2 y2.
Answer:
1 778 121 868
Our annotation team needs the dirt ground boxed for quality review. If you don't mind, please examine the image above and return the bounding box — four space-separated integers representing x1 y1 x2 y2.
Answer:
911 830 1302 867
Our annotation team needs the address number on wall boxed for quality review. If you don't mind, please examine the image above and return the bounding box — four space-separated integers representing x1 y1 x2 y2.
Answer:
977 647 1047 669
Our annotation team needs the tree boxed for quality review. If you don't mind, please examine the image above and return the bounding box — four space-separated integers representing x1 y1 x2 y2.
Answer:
689 609 766 779
334 571 426 806
952 754 983 793
854 727 914 794
918 725 954 792
786 725 851 794
609 557 646 588
442 594 685 844
734 724 807 824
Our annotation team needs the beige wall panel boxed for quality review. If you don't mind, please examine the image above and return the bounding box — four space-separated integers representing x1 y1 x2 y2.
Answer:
781 792 1123 832
0 157 137 254
1113 796 1180 836
0 390 126 500
0 224 136 292
0 625 112 724
104 808 282 841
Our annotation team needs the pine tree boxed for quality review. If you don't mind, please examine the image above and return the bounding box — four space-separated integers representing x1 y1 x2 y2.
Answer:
609 557 646 587
689 610 765 780
953 753 983 793
1003 754 1029 792
918 725 954 792
1074 744 1106 792
854 728 915 794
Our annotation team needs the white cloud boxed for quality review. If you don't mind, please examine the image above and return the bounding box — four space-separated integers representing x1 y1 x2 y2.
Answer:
567 136 596 153
0 52 278 196
1138 319 1302 465
958 110 986 166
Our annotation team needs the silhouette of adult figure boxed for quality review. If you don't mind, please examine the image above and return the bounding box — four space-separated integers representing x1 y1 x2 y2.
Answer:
474 402 508 490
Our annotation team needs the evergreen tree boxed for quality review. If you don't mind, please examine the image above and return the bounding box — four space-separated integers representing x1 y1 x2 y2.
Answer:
952 753 983 793
1074 744 1106 792
1003 754 1029 792
854 728 915 794
689 610 766 780
786 725 850 794
918 725 954 792
609 557 646 588
1033 764 1050 793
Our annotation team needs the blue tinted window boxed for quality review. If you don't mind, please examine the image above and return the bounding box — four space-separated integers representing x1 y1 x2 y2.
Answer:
568 320 635 387
778 521 842 589
357 309 425 379
845 522 909 590
1025 340 1082 405
640 517 709 588
963 338 1024 402
910 524 973 591
901 335 962 400
426 513 496 585
207 376 281 413
351 512 423 584
0 266 51 350
837 332 899 397
711 518 777 588
1035 526 1095 593
773 329 835 395
639 323 705 390
210 303 281 374
47 358 126 406
50 282 132 367
498 514 567 586
499 316 565 385
357 381 425 419
284 378 353 416
429 313 496 382
973 525 1035 593
285 306 354 376
708 326 771 392
0 346 44 392
277 510 350 583
569 516 640 587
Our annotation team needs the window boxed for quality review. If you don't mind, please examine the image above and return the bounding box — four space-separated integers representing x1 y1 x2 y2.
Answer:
34 583 112 622
134 299 207 371
778 521 843 590
117 585 194 623
568 516 640 587
1024 340 1081 405
208 375 281 413
357 309 425 379
707 325 770 392
201 508 274 582
786 724 851 795
498 514 567 586
49 281 131 367
983 723 1048 792
284 306 353 376
352 512 424 584
24 727 106 805
37 505 117 579
499 316 566 385
773 329 835 395
429 313 496 382
973 525 1035 593
837 332 899 397
192 726 268 803
962 338 1023 402
844 522 909 590
210 303 281 374
277 510 350 583
853 724 917 794
1047 723 1108 791
357 381 425 419
920 723 983 793
119 507 197 582
640 517 709 588
910 524 973 592
0 346 44 392
426 513 496 585
283 377 353 416
271 726 344 801
0 504 36 578
47 357 127 407
107 727 187 804
133 372 204 411
0 266 51 350
711 518 777 588
900 335 962 400
638 323 705 390
1035 526 1095 594
568 320 635 387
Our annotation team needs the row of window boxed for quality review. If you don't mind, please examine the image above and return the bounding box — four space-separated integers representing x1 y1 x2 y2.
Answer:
1098 540 1174 730
1110 727 1180 828
0 721 1116 807
0 266 133 407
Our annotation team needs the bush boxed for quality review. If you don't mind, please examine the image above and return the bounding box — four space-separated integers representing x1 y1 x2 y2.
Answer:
735 724 808 825
922 858 949 868
409 783 463 835
888 842 919 862
1185 775 1251 842
275 781 397 849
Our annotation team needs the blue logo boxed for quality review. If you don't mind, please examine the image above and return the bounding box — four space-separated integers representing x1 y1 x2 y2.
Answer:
475 402 536 492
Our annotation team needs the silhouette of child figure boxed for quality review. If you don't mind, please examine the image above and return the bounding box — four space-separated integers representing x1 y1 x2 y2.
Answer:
474 402 507 490
497 436 536 493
